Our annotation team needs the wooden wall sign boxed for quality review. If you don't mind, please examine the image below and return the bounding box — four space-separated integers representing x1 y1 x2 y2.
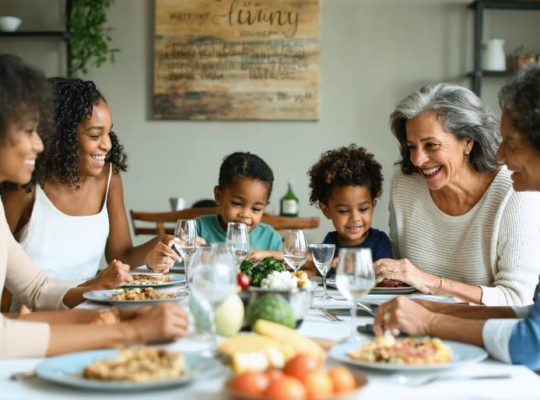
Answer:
153 0 320 120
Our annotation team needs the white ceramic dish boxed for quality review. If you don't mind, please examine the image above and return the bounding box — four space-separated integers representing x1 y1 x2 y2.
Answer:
0 16 21 32
83 287 188 307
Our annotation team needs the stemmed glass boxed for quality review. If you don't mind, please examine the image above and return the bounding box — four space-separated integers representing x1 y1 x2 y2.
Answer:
226 222 250 267
190 244 237 350
282 229 308 272
173 219 197 290
336 248 375 342
309 244 335 299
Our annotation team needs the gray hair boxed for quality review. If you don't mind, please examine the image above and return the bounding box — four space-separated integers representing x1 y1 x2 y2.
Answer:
390 83 500 175
499 65 540 153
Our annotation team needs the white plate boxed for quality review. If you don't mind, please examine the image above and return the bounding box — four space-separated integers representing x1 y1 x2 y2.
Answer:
83 287 188 307
35 349 224 391
120 272 185 288
330 339 487 371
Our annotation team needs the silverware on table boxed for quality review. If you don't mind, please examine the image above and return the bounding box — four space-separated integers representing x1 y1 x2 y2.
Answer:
321 308 343 321
394 373 512 386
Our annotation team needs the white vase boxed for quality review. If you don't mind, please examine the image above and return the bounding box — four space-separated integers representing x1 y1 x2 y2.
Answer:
483 39 506 71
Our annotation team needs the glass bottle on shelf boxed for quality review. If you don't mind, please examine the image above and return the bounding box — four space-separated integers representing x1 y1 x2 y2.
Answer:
280 180 299 217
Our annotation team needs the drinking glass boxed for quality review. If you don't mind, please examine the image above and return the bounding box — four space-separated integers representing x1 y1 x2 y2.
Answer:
336 248 375 342
225 222 250 267
309 244 335 299
173 219 197 290
190 244 237 350
282 229 308 272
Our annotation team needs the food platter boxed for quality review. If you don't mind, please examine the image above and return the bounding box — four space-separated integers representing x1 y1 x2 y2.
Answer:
120 272 185 288
330 340 487 371
326 278 416 295
35 349 224 391
83 287 188 307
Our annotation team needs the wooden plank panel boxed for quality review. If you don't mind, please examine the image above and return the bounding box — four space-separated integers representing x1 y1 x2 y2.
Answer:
153 0 320 120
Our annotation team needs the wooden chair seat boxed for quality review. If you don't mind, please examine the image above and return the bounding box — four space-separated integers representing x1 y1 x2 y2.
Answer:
129 208 320 236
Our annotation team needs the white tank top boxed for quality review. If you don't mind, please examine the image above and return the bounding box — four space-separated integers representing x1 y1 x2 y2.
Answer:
18 166 112 282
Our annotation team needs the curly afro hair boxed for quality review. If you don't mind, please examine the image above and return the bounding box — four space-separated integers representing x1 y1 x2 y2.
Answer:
308 144 383 205
32 77 127 188
218 152 274 198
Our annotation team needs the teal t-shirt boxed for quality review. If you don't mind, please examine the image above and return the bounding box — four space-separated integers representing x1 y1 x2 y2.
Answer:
196 215 282 251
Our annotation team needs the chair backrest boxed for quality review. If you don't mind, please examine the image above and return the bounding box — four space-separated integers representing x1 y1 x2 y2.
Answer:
130 208 320 236
261 214 320 231
130 207 217 236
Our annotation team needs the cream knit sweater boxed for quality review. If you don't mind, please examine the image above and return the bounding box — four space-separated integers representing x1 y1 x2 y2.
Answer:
389 166 540 306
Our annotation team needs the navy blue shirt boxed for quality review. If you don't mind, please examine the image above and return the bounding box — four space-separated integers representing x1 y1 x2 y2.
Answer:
323 228 392 276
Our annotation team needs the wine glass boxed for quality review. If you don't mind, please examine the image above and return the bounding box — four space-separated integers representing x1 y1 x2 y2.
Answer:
173 219 197 290
226 222 250 267
309 243 335 299
190 244 237 350
282 229 308 272
335 248 375 342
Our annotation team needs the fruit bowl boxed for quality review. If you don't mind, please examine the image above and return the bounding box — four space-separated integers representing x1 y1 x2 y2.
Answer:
245 282 316 328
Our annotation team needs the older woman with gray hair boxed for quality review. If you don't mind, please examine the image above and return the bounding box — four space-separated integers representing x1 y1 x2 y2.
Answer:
374 83 540 306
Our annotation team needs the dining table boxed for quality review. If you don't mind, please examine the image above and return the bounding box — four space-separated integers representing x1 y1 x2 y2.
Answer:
1 289 539 400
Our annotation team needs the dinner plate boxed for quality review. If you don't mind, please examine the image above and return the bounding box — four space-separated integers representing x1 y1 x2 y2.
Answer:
35 349 224 391
326 278 416 295
330 339 487 371
120 272 185 288
83 287 188 307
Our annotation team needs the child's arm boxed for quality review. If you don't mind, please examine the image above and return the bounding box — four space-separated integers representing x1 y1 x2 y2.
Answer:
248 249 283 261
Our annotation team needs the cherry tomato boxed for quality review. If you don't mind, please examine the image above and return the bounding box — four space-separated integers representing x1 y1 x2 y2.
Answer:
303 370 334 398
231 371 269 396
328 366 356 393
237 272 250 290
264 375 307 400
282 354 318 381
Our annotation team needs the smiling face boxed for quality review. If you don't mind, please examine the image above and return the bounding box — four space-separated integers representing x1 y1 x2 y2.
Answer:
320 185 375 247
497 111 540 191
214 177 269 231
76 99 112 177
405 111 473 191
0 112 43 184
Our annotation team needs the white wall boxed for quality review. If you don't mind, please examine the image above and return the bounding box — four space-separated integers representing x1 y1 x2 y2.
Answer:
2 0 539 245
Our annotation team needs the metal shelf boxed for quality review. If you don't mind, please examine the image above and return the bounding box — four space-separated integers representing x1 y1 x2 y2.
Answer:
0 31 68 38
470 0 540 10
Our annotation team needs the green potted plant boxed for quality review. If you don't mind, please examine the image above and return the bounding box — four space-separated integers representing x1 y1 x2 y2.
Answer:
70 0 119 75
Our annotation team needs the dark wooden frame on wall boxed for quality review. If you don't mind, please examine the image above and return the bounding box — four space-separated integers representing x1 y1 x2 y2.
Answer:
153 0 320 121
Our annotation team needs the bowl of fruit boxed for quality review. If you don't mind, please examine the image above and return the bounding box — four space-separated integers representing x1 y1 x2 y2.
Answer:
238 258 315 329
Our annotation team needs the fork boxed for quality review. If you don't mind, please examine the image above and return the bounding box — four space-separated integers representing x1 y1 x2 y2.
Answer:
321 308 343 322
394 373 511 386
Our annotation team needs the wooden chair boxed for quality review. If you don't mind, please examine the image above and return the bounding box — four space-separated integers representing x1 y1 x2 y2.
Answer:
129 207 217 236
129 208 320 236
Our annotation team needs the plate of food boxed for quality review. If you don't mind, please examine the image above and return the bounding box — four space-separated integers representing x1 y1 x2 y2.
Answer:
330 336 487 371
326 277 415 295
121 272 185 288
83 287 188 307
35 347 224 391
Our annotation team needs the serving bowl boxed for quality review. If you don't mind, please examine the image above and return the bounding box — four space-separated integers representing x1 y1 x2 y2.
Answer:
244 282 316 328
0 16 22 32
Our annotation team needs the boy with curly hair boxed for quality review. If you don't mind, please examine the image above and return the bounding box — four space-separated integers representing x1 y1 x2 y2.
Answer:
308 144 392 271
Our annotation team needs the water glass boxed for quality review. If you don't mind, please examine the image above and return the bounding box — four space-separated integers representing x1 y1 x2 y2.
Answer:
173 219 197 289
283 229 308 272
336 248 375 342
190 244 237 350
309 244 335 299
226 222 250 267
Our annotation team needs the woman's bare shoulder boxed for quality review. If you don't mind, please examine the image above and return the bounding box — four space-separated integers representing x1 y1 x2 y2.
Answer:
2 187 35 234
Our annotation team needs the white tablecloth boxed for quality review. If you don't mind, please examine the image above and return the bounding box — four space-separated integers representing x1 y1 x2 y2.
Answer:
1 291 539 399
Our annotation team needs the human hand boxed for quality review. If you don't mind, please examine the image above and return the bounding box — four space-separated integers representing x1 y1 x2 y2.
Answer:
94 260 133 289
146 235 180 273
248 250 283 262
373 296 434 337
128 303 189 344
373 258 432 292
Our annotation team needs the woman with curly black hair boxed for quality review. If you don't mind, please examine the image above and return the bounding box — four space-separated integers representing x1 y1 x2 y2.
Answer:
307 144 392 272
2 77 177 306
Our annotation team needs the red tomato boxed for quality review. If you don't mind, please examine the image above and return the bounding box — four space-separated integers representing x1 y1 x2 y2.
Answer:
264 375 307 400
303 370 334 399
237 273 250 290
265 369 284 383
282 354 318 381
328 366 356 393
231 371 269 396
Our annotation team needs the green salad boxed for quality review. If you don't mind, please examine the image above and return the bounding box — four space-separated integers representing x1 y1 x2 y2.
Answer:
239 257 286 287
